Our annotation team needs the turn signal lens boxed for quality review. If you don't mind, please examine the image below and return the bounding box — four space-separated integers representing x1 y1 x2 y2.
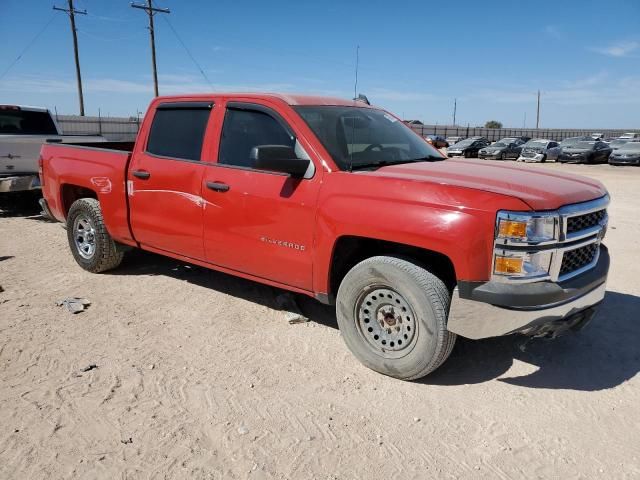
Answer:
494 256 524 275
498 220 527 239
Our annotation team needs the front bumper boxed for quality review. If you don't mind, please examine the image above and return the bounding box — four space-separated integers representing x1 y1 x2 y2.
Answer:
609 156 640 165
447 245 609 339
478 152 502 159
519 153 545 162
0 175 41 193
558 155 587 163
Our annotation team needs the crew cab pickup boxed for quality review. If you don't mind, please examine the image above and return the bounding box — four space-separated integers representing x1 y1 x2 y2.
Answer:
40 93 610 380
0 105 104 194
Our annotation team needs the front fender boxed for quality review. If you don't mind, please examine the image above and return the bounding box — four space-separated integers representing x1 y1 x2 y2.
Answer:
311 173 530 295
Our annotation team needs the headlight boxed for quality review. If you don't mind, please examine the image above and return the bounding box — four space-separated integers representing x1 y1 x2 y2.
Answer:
496 211 558 245
493 249 553 278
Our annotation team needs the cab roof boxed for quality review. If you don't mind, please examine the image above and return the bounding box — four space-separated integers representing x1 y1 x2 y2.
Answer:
155 92 376 108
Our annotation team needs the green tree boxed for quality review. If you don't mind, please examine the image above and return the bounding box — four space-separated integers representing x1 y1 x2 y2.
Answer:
485 120 503 129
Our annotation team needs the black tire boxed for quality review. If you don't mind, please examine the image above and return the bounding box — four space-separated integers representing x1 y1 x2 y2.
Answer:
336 256 456 380
541 154 547 163
66 198 124 273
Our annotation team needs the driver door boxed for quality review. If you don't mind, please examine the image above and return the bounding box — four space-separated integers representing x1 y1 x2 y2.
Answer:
201 101 321 290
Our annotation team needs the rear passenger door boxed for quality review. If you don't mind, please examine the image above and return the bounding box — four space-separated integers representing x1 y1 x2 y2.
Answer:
128 101 213 260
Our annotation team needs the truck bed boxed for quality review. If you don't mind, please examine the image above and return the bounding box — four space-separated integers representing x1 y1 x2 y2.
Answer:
40 142 134 243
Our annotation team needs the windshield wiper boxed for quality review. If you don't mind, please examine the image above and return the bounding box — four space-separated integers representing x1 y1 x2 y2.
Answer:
349 156 442 171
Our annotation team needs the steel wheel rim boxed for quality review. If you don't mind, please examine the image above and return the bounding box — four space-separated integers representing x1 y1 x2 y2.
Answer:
354 285 418 359
73 214 96 260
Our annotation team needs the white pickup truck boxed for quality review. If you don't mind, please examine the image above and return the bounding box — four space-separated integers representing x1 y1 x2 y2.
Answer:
0 105 105 194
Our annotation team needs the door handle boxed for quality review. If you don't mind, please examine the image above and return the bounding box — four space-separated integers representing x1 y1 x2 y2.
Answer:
132 170 151 180
206 181 230 192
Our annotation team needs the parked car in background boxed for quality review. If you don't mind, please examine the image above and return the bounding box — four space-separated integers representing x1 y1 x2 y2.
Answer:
445 136 464 146
591 133 604 140
609 138 630 151
446 138 490 157
558 140 612 164
478 137 525 160
425 134 448 148
618 132 640 141
609 141 640 165
1 105 105 195
558 136 592 151
517 139 561 163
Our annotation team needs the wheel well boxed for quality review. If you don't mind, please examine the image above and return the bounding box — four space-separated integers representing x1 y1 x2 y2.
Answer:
328 236 456 301
61 184 97 217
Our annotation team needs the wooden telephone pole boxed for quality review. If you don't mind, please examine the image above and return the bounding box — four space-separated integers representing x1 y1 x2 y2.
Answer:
131 0 170 97
53 0 86 116
536 90 541 129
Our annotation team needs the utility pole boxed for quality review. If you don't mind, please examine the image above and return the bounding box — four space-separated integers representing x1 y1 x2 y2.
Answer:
536 90 541 129
54 0 86 115
452 98 457 125
353 45 360 100
131 0 170 97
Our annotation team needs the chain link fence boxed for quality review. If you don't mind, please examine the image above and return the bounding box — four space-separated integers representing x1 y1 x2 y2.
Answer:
55 114 140 141
408 124 637 142
55 114 638 145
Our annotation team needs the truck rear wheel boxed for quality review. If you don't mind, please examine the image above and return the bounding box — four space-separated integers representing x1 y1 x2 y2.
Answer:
66 198 124 273
336 256 456 380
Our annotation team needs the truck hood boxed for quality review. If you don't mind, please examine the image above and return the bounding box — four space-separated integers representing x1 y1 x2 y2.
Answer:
369 159 607 210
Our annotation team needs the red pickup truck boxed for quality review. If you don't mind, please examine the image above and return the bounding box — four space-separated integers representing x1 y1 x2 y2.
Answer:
40 93 610 380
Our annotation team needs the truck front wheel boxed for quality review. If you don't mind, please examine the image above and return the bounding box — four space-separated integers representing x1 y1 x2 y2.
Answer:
336 256 456 380
66 198 124 273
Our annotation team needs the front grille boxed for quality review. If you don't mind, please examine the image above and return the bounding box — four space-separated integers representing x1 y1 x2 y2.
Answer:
560 243 599 276
566 209 606 235
522 151 535 157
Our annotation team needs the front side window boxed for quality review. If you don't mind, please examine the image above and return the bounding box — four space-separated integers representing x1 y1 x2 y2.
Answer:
295 106 442 170
218 108 296 168
146 105 211 161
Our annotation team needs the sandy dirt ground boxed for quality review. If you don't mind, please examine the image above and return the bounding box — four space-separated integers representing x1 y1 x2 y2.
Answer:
1 162 639 479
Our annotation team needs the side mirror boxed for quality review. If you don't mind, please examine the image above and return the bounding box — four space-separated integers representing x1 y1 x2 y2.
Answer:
250 145 310 178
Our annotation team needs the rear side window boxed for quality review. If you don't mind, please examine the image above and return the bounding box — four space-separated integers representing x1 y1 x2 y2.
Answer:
218 108 295 168
146 105 211 161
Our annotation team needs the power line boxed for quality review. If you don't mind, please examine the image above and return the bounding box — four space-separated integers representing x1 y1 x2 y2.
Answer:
161 16 213 89
131 0 170 97
0 14 57 82
54 0 87 116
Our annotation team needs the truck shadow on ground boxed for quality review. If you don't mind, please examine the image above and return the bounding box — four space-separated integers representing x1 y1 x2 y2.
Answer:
424 290 640 391
113 251 639 392
0 192 46 219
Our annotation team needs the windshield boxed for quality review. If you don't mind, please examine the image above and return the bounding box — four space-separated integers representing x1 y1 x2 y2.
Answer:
294 106 443 170
560 137 586 147
574 141 596 149
619 142 640 152
492 142 508 147
453 139 474 147
0 109 57 135
524 140 548 148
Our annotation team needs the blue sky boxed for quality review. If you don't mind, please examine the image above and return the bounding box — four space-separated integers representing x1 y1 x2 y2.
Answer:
1 0 639 128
